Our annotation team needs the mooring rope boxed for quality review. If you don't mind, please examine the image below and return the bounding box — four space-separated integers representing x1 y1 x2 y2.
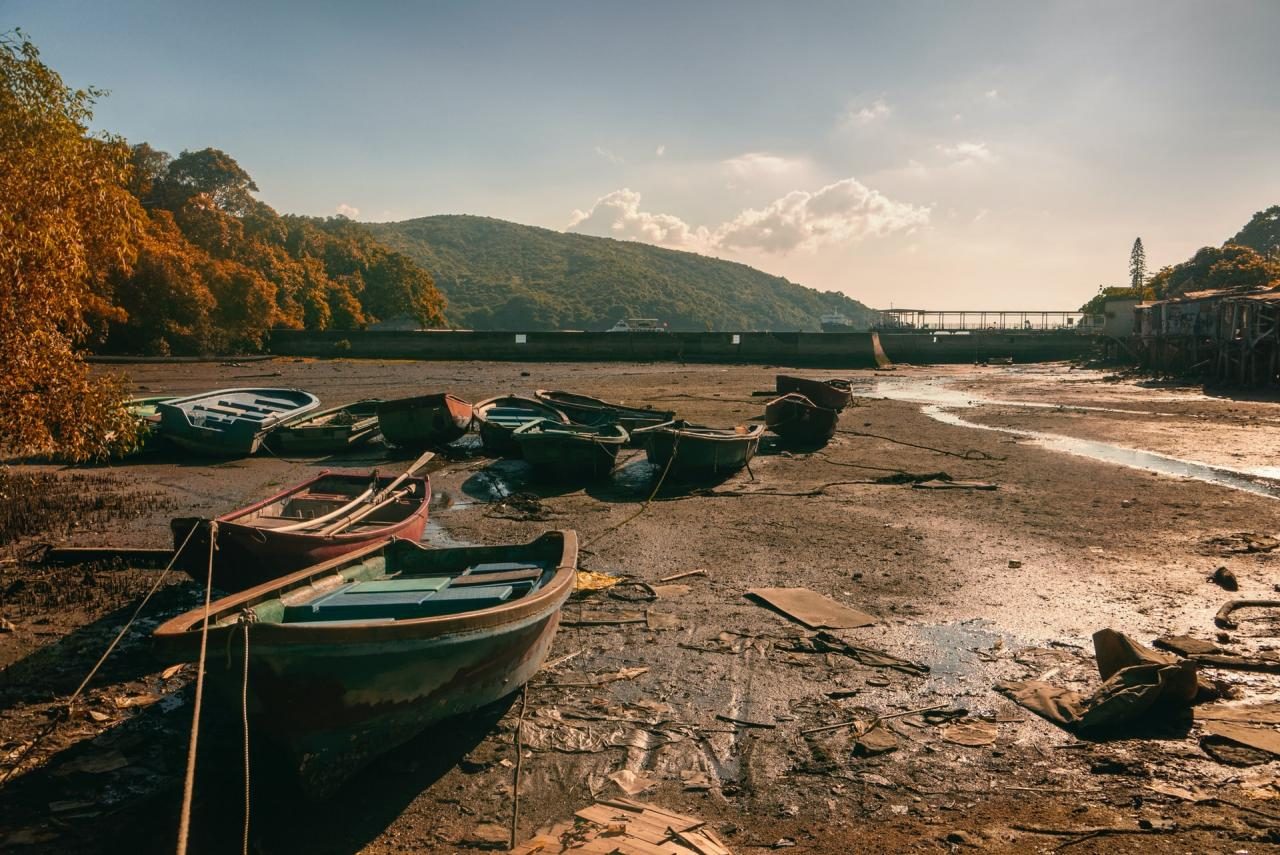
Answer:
582 433 679 549
0 523 201 787
508 684 529 849
176 520 217 855
239 616 252 855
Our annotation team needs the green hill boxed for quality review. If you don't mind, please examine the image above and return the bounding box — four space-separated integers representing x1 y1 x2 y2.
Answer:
365 215 876 331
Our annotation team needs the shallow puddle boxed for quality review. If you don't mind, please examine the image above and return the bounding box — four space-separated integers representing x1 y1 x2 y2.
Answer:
868 376 1280 500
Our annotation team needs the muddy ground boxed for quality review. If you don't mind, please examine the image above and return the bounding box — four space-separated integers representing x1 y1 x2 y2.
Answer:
2 359 1279 853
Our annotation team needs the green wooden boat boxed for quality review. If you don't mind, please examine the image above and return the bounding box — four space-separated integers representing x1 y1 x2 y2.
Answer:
512 419 629 479
153 531 577 798
473 395 569 457
376 393 473 449
271 399 382 454
533 389 674 440
157 387 321 456
632 420 764 477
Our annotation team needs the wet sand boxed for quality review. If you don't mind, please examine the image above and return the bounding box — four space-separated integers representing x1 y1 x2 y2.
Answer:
2 359 1279 853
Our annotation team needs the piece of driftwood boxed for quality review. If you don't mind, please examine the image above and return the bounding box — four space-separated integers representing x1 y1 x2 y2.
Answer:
512 797 732 855
1189 653 1280 674
1214 599 1280 629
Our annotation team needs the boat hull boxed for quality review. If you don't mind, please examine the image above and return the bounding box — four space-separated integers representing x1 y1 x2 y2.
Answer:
206 608 561 797
272 401 382 454
765 394 839 445
474 396 569 457
376 394 473 449
514 425 626 479
158 388 321 457
775 375 853 411
637 423 762 477
171 472 430 591
533 390 673 443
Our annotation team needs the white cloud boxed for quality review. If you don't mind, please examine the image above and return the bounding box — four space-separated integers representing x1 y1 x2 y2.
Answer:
714 178 930 253
847 97 891 125
567 179 929 255
594 146 624 165
655 144 666 157
722 151 807 179
936 141 996 166
984 88 1000 100
335 203 360 218
567 189 708 249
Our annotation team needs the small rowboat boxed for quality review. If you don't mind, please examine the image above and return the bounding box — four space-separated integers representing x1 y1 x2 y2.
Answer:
376 393 473 449
153 530 577 798
775 375 853 411
533 390 674 438
171 454 433 591
271 399 382 454
765 393 839 446
513 419 629 479
157 388 320 456
473 395 569 457
632 420 763 477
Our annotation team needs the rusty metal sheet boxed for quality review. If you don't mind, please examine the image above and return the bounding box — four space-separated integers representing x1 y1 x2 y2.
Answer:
746 587 876 629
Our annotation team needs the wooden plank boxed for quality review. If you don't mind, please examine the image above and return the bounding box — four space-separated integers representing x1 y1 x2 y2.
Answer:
745 587 876 629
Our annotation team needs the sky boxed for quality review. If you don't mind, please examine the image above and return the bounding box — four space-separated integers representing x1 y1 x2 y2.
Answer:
11 0 1280 310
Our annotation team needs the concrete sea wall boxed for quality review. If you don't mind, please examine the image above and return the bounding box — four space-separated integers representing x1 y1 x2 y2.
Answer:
268 329 1093 366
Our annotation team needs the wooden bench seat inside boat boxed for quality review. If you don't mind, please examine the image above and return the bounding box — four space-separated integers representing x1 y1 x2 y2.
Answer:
282 577 520 622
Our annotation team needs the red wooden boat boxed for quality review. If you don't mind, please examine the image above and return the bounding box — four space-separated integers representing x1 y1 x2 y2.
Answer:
775 375 853 411
171 458 432 591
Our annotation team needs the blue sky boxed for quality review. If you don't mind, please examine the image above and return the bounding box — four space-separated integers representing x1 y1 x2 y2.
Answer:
12 1 1280 309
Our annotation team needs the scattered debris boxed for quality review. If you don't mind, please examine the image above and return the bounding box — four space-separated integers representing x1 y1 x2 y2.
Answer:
852 726 898 756
1188 652 1280 674
575 570 622 592
912 479 998 491
1194 702 1280 724
511 798 732 855
0 617 14 633
1215 599 1280 629
746 588 876 629
607 769 658 795
1153 634 1221 657
1209 566 1240 591
940 721 999 747
561 611 647 627
996 629 1197 734
1200 532 1280 555
716 714 776 729
780 631 929 676
650 584 691 599
1007 560 1023 570
645 611 680 631
538 666 649 690
681 770 713 790
1201 721 1280 760
659 568 707 583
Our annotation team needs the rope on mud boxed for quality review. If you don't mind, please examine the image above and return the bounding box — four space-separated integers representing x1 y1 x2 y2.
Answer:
176 521 217 855
0 523 202 787
583 434 679 549
509 683 529 849
835 428 1005 461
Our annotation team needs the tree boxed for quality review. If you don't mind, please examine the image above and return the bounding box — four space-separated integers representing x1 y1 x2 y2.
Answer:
1147 244 1280 299
0 31 141 460
159 147 259 215
1228 206 1280 259
1129 238 1147 290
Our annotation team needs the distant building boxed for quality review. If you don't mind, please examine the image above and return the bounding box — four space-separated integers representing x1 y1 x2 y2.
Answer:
820 311 856 332
607 318 667 333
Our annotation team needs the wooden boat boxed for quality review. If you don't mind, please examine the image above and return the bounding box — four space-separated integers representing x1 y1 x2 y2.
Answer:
473 395 569 457
376 393 473 449
513 419 629 479
124 395 175 450
775 375 853 411
152 530 577 798
271 399 382 454
171 455 432 591
156 388 320 456
764 393 839 445
533 390 674 436
632 420 764 477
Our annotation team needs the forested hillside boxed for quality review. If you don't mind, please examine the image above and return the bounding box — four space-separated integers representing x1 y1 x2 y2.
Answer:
367 215 875 331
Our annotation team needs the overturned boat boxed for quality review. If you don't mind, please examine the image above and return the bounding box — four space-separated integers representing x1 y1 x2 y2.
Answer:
153 531 577 798
632 420 763 478
473 395 569 457
171 455 432 591
271 399 382 454
775 375 853 411
765 393 839 445
513 419 629 479
533 389 674 437
156 388 320 456
376 393 473 449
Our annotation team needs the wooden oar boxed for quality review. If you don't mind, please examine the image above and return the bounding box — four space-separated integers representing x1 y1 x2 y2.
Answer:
271 450 434 534
321 485 415 536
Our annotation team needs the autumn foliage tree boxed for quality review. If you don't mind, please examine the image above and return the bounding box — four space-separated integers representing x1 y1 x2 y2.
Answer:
0 32 141 460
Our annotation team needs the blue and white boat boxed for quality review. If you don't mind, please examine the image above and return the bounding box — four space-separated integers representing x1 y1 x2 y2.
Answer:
157 387 320 456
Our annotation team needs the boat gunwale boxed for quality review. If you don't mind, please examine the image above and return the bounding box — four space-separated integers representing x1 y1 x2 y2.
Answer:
765 392 839 416
533 389 674 421
215 470 430 532
153 530 578 647
473 395 571 427
276 399 383 433
631 419 765 443
512 418 629 445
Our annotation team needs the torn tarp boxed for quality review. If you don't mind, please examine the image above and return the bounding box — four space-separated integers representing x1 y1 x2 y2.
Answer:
996 628 1198 734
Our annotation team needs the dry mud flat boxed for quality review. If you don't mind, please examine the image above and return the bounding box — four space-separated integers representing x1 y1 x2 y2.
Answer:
2 359 1280 853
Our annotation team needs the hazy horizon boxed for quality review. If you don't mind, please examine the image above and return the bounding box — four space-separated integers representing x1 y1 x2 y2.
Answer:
14 0 1280 310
